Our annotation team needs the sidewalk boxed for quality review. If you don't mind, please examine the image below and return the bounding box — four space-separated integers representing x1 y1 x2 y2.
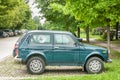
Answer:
90 40 120 52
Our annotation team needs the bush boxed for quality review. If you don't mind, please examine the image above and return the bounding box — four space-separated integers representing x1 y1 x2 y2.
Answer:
102 30 115 41
92 27 106 35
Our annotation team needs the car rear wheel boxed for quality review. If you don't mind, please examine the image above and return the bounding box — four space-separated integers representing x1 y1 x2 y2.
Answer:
27 56 45 74
85 57 104 74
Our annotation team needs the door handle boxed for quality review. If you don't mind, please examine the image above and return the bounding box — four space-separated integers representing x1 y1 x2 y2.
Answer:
54 46 59 49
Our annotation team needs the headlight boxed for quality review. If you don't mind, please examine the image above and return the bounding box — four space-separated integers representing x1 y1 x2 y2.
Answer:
103 50 107 54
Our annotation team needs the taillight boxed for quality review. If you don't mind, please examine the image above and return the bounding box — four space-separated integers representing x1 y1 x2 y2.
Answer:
15 49 19 56
14 43 19 56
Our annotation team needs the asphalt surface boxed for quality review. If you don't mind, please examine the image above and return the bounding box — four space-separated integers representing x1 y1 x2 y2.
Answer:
0 37 19 61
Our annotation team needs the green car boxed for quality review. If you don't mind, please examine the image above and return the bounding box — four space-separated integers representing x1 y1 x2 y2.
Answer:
13 30 112 74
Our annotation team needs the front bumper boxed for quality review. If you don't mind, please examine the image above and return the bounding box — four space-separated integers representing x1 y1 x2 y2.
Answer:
107 59 112 63
14 56 22 62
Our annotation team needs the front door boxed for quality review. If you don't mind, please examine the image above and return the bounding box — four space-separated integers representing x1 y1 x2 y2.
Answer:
53 34 80 64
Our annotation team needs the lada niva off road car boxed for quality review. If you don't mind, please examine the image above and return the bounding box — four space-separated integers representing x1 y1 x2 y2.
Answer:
13 30 112 74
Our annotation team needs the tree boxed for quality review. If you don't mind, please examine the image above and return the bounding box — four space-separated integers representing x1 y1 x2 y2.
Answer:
22 18 36 30
115 22 119 40
36 0 80 35
62 0 120 54
0 0 32 29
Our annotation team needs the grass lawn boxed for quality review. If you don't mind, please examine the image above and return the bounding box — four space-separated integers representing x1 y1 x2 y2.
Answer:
80 32 101 39
25 50 120 80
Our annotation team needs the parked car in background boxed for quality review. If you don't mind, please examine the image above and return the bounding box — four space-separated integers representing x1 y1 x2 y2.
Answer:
12 30 18 36
118 31 120 38
14 30 25 35
0 30 9 38
3 29 14 37
13 30 112 74
21 29 28 34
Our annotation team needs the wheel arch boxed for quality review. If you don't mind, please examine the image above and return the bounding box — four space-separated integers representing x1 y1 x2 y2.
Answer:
84 54 104 66
25 52 47 64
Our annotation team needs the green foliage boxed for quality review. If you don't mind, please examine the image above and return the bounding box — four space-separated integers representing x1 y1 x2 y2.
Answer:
36 0 79 32
102 30 115 41
92 27 106 35
41 21 66 30
0 0 32 29
64 0 120 27
22 18 36 30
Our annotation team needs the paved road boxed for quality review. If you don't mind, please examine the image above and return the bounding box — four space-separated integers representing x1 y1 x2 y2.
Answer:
0 37 19 61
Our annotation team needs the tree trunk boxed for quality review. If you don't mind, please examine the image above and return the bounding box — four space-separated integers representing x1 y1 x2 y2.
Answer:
77 27 80 38
115 22 119 40
107 24 110 54
86 26 90 43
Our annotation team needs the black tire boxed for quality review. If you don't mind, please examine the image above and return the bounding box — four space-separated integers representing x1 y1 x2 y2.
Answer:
84 65 87 72
85 57 104 74
27 56 45 74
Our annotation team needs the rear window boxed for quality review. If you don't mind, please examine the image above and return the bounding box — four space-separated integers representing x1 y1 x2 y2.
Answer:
29 34 51 44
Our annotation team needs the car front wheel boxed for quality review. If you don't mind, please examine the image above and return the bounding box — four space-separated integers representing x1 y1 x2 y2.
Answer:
85 57 104 74
27 56 45 74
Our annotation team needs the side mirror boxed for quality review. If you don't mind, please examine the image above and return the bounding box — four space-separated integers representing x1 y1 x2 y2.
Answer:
77 38 83 42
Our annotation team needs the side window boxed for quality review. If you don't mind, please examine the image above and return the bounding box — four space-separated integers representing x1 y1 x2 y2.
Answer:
29 34 51 44
54 34 75 46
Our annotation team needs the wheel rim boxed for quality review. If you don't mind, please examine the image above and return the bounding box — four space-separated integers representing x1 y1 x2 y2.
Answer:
30 59 42 73
89 60 102 73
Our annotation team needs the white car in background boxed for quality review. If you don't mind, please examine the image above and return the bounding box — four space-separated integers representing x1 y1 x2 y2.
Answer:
118 31 120 38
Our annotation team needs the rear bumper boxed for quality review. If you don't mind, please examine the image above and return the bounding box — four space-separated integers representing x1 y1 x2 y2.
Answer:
14 56 22 62
106 59 112 63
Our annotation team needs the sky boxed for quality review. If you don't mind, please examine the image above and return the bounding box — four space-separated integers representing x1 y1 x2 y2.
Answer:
28 0 45 24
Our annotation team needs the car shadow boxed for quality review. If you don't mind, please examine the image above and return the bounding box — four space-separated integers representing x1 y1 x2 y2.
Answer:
42 66 87 75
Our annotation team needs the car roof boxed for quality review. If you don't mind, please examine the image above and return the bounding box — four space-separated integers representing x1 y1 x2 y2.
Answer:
27 30 72 35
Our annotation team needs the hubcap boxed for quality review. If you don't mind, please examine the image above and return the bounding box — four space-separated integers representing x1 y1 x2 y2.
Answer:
89 60 101 73
30 59 42 73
